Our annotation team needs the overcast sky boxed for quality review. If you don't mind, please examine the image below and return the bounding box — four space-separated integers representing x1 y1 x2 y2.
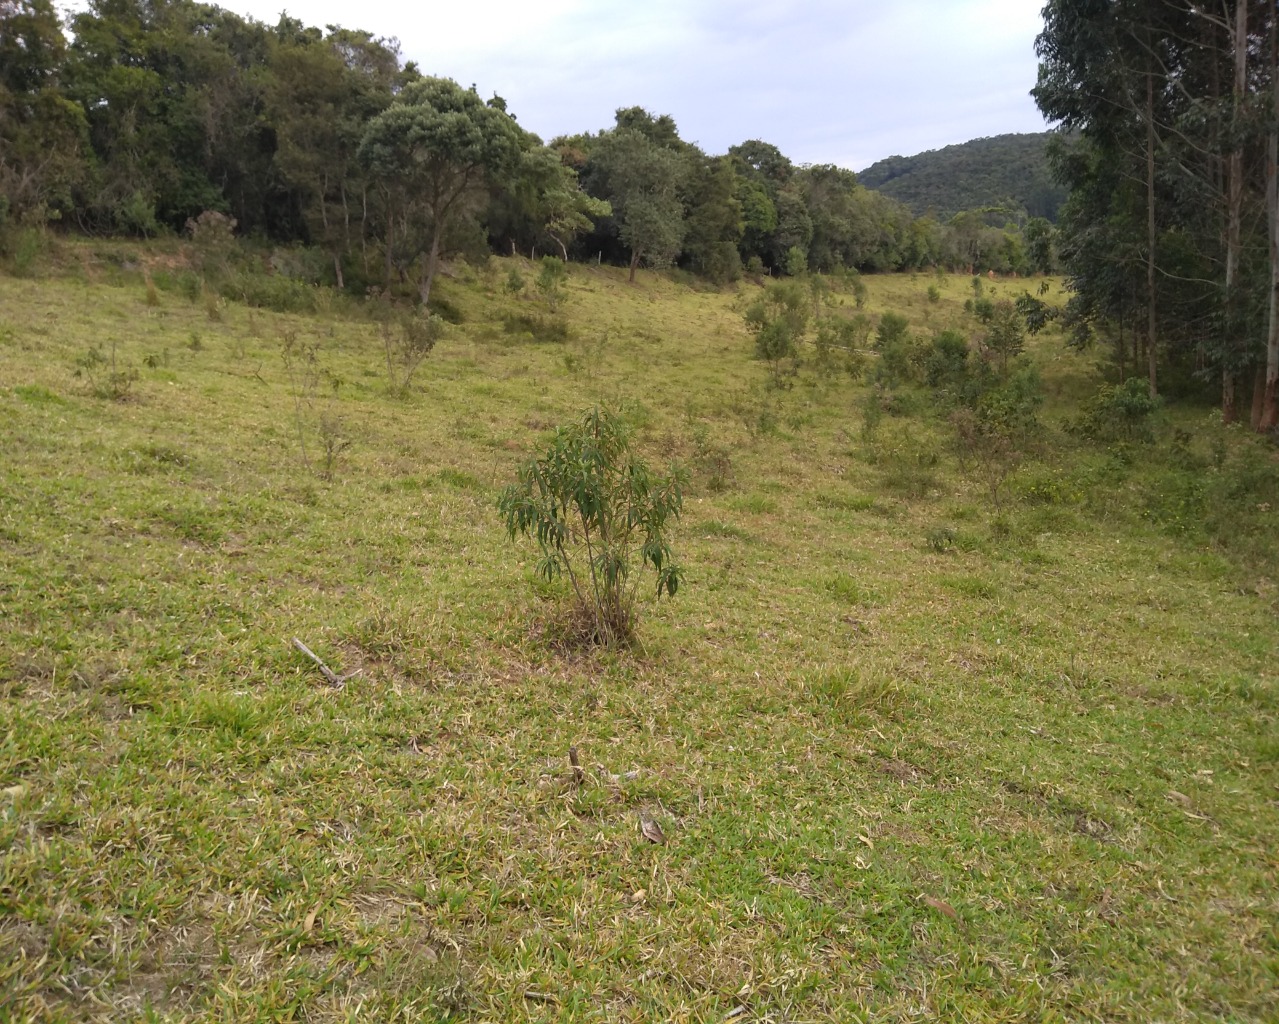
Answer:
64 0 1050 170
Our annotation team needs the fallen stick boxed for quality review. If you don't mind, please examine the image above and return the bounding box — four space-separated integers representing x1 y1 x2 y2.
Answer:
292 638 359 688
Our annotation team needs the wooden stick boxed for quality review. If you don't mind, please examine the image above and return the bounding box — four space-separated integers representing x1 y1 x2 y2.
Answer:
569 746 585 785
292 638 355 688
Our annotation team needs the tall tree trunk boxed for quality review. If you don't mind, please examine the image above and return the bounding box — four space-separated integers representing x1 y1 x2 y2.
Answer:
383 210 394 293
332 252 344 291
1263 9 1279 431
419 225 441 307
1146 67 1159 398
1223 1 1247 424
628 248 641 284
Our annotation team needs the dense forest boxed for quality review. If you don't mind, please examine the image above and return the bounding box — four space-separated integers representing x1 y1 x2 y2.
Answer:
0 0 1053 295
858 133 1068 223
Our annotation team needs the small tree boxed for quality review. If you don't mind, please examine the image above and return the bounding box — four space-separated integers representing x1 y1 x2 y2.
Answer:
498 407 685 646
381 309 440 397
535 256 568 311
982 300 1025 374
950 365 1043 507
744 279 809 383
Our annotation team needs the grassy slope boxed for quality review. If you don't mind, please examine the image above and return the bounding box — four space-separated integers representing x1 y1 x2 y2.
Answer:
0 257 1276 1023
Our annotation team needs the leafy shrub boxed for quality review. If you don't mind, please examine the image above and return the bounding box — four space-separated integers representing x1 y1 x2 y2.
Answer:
879 442 941 499
10 228 43 277
690 424 735 493
498 407 686 646
744 280 809 382
924 329 971 389
1015 292 1058 334
535 256 568 311
1078 377 1160 442
694 240 742 285
980 300 1025 374
75 341 139 400
926 526 957 552
926 285 941 303
221 270 317 314
950 365 1044 507
873 312 915 387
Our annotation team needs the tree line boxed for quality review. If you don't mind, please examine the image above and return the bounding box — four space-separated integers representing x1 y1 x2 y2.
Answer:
0 0 1058 301
1035 0 1278 430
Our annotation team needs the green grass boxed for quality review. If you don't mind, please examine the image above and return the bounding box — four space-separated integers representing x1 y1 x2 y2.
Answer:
0 254 1277 1022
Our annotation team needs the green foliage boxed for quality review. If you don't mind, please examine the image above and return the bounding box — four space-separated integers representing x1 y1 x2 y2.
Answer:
504 266 525 297
982 300 1025 374
9 227 43 277
497 407 685 645
358 77 525 305
858 132 1066 221
925 525 957 553
502 312 569 343
744 280 809 381
689 424 735 493
784 245 808 277
1078 377 1160 443
534 256 568 311
924 329 971 390
950 365 1044 507
873 311 915 387
1015 291 1058 334
74 340 138 400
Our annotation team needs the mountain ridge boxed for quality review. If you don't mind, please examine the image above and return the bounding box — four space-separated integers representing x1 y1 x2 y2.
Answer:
858 132 1066 223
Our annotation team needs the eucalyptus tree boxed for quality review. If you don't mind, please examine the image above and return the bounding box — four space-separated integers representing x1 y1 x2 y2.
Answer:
1035 0 1277 417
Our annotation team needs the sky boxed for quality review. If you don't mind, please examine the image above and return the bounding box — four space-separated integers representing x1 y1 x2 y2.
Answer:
64 0 1051 170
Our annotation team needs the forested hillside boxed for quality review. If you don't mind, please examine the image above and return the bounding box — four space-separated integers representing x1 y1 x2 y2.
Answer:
858 133 1067 222
0 0 1052 289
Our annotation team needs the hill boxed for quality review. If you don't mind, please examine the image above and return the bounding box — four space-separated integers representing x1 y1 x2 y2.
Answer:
1 248 1276 1020
859 133 1067 222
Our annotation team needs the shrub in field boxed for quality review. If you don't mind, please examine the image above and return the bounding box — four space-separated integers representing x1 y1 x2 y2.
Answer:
535 256 568 311
1078 377 1160 442
381 309 440 397
744 280 809 383
498 407 685 646
951 365 1044 507
75 341 139 400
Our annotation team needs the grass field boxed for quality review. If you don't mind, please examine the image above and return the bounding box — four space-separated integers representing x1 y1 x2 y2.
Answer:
1 252 1276 1022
